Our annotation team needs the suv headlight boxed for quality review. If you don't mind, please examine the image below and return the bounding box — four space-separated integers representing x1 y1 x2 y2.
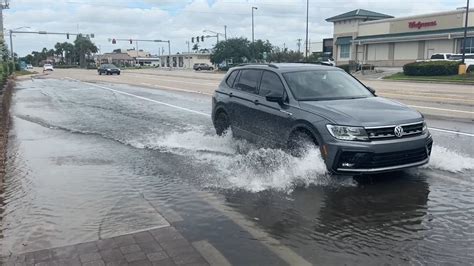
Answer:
326 125 369 141
422 121 428 134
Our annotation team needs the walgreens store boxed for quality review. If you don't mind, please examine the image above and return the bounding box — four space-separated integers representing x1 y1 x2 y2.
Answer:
326 8 474 66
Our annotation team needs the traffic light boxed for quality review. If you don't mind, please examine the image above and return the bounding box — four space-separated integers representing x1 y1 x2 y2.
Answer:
191 37 194 43
130 39 133 44
201 36 204 42
112 39 116 44
66 33 69 39
196 36 199 42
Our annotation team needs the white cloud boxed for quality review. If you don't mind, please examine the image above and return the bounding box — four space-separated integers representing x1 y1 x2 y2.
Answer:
3 0 465 56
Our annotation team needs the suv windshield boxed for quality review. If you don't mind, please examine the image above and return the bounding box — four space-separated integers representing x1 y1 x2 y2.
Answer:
282 70 373 101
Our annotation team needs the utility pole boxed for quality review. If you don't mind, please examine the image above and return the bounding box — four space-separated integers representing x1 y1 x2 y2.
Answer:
462 0 470 65
224 25 227 40
186 41 190 69
305 0 309 60
0 0 9 40
251 7 257 44
297 38 302 54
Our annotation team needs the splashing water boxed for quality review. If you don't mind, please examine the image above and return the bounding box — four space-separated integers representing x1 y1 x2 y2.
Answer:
141 130 332 192
425 145 474 173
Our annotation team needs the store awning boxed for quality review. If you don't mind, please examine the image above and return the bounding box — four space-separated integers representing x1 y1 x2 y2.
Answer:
335 37 352 45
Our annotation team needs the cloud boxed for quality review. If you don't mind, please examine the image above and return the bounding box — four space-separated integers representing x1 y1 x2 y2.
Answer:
3 0 465 56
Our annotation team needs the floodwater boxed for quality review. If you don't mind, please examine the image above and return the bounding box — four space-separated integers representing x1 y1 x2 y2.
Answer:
1 79 473 264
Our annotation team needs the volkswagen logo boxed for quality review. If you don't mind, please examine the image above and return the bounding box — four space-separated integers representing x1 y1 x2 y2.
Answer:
394 125 404 138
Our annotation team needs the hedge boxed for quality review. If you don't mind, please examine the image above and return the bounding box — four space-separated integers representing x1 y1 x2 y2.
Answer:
403 61 460 76
338 64 350 73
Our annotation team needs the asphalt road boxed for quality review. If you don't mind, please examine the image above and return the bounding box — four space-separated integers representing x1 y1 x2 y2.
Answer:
2 73 473 265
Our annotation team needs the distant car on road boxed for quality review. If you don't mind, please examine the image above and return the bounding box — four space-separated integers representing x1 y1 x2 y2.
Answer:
193 63 214 71
212 63 432 174
43 64 54 71
98 64 121 75
26 64 34 70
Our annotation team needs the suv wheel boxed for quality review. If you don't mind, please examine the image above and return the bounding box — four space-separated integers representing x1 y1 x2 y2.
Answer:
209 67 214 71
288 131 317 157
197 67 201 71
214 112 230 136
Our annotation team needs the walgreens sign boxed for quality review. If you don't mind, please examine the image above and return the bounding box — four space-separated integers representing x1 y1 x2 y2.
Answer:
409 21 437 29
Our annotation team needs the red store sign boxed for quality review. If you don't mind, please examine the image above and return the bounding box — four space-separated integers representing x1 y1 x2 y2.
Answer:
409 21 437 29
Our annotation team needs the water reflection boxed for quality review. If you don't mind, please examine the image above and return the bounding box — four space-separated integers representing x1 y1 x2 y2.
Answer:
222 172 430 263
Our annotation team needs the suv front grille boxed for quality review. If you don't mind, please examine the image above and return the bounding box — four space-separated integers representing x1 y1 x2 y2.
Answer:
365 122 424 140
337 146 429 170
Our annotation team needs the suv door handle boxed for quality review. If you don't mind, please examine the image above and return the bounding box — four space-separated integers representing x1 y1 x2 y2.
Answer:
254 99 260 105
229 92 233 97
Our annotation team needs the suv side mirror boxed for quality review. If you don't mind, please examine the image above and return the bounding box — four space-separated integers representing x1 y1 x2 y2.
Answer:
265 91 284 104
367 86 376 95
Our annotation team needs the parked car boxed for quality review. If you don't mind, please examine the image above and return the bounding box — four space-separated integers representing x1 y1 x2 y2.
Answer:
320 58 335 66
43 64 54 71
417 53 454 62
212 63 432 174
98 64 121 75
450 53 474 72
26 64 34 70
193 63 214 71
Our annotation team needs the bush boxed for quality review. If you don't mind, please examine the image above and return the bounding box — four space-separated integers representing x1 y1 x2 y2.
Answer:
338 64 350 73
403 61 460 76
359 64 375 71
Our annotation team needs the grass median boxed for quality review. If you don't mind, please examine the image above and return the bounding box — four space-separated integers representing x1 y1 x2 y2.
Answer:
383 72 474 84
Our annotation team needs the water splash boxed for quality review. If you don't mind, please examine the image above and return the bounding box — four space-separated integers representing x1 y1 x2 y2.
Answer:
425 145 474 173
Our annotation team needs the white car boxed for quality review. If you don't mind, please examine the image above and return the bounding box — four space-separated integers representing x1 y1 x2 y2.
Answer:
450 54 474 72
26 64 34 70
321 58 335 66
43 64 54 71
416 53 454 62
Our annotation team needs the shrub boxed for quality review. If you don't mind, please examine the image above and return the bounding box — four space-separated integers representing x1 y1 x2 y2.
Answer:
338 64 350 73
403 61 460 76
54 65 79 69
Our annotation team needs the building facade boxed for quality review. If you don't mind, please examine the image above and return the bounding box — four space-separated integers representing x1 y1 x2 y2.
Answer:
326 8 474 66
158 52 212 69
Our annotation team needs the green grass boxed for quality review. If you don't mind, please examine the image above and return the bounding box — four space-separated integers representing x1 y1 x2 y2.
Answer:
383 72 474 84
15 70 37 76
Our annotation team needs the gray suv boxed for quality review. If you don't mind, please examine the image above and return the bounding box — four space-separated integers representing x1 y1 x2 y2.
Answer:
211 63 433 174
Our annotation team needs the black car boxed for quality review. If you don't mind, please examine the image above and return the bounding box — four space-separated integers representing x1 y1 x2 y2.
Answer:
98 64 121 75
211 63 432 174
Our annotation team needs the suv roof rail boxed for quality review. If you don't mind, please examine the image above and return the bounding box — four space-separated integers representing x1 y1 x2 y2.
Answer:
236 63 279 69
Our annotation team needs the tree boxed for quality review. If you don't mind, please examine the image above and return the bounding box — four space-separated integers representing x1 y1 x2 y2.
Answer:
0 39 9 62
249 39 273 61
210 38 252 65
63 43 75 64
192 43 200 52
268 47 303 63
74 35 98 67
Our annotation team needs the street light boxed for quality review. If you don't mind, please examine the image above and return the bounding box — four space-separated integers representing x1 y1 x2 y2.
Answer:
9 26 31 63
203 29 224 43
251 6 257 44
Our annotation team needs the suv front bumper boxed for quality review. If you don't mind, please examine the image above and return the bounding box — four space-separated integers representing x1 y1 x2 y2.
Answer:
324 133 433 174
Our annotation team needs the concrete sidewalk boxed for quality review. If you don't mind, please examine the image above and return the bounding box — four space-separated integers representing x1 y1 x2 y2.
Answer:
2 226 210 266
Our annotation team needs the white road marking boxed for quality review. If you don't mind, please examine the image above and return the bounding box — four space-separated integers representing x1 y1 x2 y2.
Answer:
64 77 474 137
408 105 474 114
65 77 211 117
192 240 232 266
429 127 474 137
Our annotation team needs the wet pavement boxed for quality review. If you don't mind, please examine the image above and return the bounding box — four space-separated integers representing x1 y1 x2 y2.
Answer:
1 78 474 265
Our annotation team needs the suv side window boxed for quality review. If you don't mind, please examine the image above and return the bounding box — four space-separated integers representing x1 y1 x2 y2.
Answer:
259 71 285 97
226 70 239 88
430 54 444 59
235 69 262 94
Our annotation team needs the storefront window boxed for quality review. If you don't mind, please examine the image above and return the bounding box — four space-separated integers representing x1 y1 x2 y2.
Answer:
460 37 474 54
340 44 350 59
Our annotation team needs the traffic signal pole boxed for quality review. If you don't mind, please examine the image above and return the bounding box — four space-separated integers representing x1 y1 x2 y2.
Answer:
9 30 91 65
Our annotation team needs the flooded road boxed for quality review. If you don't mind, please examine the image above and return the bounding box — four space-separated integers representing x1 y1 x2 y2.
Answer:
2 78 474 265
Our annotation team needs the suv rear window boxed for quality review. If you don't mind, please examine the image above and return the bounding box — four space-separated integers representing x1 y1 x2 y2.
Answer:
226 70 239 87
235 70 262 94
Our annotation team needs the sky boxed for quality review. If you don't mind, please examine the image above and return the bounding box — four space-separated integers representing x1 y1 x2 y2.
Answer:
3 0 467 57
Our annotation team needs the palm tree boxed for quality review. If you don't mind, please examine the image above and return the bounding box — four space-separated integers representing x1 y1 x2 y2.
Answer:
54 42 65 64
